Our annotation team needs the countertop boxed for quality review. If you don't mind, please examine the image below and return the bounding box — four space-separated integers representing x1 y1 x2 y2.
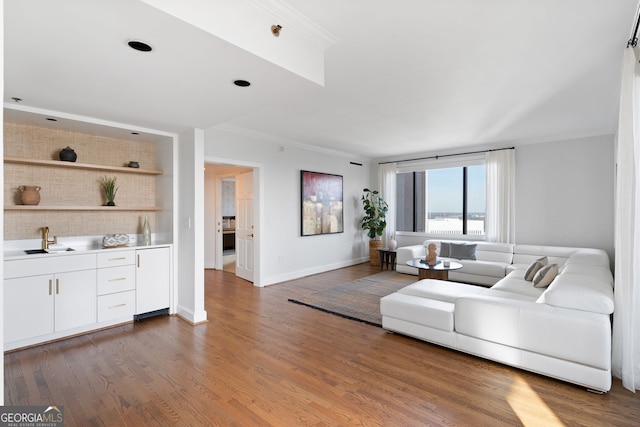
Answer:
4 240 172 261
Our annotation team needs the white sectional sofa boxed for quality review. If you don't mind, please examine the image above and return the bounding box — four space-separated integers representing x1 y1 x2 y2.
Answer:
382 241 615 392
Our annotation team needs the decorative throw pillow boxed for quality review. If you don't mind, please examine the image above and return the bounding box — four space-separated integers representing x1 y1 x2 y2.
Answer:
524 261 544 281
536 256 549 266
533 264 559 288
449 243 477 260
439 242 451 257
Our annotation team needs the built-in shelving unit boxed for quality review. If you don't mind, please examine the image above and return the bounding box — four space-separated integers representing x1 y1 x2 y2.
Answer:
4 156 163 175
5 205 162 211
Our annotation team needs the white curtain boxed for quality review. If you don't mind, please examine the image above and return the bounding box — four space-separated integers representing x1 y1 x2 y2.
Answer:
485 149 515 243
612 46 640 392
379 162 397 247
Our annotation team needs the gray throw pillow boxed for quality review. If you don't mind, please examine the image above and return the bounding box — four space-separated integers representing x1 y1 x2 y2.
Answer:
533 264 559 288
439 242 451 257
449 243 477 260
524 261 544 281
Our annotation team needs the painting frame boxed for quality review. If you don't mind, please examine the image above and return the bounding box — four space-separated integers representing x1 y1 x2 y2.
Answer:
301 170 344 236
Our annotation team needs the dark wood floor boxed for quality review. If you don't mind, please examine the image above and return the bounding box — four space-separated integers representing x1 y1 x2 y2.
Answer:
4 263 640 426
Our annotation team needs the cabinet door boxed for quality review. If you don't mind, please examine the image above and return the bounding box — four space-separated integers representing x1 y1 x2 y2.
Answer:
54 270 97 332
136 247 170 314
4 275 54 343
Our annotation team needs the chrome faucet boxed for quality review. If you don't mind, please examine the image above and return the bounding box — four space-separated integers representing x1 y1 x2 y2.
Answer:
42 226 57 250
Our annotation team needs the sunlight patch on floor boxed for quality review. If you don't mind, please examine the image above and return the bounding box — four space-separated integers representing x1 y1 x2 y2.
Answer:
507 374 565 426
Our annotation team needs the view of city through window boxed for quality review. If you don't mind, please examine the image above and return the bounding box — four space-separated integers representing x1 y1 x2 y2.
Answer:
397 165 486 235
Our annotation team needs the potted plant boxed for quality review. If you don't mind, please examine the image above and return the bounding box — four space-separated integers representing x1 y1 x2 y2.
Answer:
361 188 388 265
100 175 119 206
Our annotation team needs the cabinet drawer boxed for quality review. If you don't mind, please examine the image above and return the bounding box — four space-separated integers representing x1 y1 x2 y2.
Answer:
97 265 135 295
97 250 135 268
97 291 135 323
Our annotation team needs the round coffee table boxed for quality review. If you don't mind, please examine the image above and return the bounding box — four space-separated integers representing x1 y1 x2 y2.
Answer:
406 259 463 281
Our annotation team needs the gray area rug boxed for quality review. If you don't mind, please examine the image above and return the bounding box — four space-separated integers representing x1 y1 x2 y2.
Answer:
288 271 416 327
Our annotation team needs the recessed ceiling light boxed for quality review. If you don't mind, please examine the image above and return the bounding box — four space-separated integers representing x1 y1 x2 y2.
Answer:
127 40 153 52
234 80 251 87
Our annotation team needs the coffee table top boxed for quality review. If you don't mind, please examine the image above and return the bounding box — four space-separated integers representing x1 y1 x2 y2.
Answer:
406 259 463 271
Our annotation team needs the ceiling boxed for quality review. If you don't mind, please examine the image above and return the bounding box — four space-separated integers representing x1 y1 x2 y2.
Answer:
5 0 639 159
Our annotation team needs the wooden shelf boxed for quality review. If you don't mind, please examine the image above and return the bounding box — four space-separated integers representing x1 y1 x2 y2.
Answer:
4 157 163 175
5 206 163 211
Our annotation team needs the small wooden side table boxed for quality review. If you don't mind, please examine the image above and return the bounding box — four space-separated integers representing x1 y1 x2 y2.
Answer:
378 248 397 271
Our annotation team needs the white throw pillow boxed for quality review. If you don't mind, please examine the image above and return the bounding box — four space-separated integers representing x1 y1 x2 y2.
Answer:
533 264 559 288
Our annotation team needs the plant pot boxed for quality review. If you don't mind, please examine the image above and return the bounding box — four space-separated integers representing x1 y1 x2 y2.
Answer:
369 239 383 266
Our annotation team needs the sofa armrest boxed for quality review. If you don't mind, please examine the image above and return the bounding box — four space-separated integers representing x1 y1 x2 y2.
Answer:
396 244 426 275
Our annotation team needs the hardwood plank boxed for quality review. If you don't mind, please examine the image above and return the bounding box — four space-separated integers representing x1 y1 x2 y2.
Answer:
4 263 640 426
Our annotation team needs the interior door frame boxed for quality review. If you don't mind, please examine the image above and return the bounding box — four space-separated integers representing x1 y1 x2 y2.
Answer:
204 156 263 287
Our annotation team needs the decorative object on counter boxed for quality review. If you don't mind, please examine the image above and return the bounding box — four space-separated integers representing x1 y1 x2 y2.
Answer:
426 242 437 266
18 185 41 205
143 214 152 245
100 175 119 206
102 234 130 248
59 146 77 162
128 161 140 168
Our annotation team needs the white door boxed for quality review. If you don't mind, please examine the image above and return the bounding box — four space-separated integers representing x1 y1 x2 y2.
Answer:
55 269 97 332
235 171 254 282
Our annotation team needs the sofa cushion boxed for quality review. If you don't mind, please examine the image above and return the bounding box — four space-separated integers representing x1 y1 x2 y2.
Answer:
397 279 485 303
491 271 545 298
537 274 614 314
450 243 477 260
380 292 455 331
533 264 558 288
439 242 451 257
452 259 508 279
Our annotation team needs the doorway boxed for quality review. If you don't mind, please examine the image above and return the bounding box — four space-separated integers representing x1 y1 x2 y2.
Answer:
204 162 255 282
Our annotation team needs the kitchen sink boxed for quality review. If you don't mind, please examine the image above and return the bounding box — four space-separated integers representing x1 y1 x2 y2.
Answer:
24 248 76 255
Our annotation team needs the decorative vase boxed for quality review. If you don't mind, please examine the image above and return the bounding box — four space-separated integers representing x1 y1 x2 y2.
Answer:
19 185 41 205
143 214 151 245
387 236 397 250
59 146 77 162
369 239 383 266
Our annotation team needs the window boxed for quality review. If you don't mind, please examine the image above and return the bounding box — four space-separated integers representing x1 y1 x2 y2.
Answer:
396 162 486 236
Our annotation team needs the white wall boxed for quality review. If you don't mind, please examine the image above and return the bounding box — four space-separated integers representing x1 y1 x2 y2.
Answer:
176 129 207 323
204 127 371 286
515 134 615 259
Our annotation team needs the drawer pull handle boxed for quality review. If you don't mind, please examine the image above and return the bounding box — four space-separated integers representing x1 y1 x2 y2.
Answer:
109 278 126 282
108 257 127 261
108 303 126 309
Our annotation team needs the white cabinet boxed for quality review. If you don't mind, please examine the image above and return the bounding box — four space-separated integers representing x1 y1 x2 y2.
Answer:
136 246 171 316
96 250 136 323
4 275 54 343
3 254 97 348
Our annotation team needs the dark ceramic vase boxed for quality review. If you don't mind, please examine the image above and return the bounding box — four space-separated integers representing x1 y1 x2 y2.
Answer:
59 146 77 162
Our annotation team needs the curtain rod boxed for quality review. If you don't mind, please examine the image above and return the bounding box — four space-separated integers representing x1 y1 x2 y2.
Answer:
629 4 640 47
378 146 515 165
